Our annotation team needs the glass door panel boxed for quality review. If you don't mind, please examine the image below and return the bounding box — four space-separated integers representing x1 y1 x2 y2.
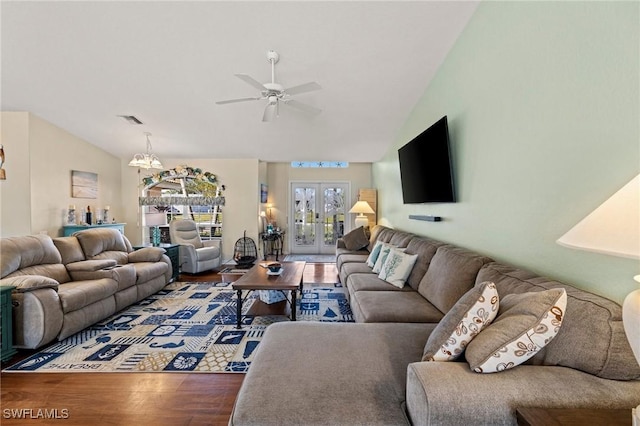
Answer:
293 186 316 248
290 182 349 254
322 185 346 249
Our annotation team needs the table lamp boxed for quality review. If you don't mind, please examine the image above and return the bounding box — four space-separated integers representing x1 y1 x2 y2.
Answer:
557 173 640 422
349 200 375 229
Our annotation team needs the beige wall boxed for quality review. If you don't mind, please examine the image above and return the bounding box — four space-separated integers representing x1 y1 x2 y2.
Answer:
0 112 121 238
373 1 639 304
0 112 31 237
266 162 372 253
1 113 370 263
122 158 260 263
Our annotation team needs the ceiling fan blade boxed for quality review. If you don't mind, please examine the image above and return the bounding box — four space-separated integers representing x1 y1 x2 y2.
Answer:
262 103 277 122
285 81 322 96
284 99 322 116
216 97 261 105
235 74 267 91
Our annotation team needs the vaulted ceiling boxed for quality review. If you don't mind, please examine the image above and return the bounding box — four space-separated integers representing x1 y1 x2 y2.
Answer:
1 1 478 163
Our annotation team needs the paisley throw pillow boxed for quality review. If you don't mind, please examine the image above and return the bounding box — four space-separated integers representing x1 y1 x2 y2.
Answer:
422 281 499 361
465 288 567 373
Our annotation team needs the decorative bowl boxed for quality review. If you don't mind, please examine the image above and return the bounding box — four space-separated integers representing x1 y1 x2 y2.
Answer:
268 264 282 273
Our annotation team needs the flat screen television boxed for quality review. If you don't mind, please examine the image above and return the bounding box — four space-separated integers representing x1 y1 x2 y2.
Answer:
398 116 455 203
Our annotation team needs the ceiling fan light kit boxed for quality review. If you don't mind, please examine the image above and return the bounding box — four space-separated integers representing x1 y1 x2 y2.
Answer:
216 50 322 122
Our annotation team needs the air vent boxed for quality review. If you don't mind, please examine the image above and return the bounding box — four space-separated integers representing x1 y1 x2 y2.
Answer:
118 115 143 125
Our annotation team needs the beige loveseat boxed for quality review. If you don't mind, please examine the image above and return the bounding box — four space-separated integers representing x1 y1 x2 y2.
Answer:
0 228 171 350
230 225 640 425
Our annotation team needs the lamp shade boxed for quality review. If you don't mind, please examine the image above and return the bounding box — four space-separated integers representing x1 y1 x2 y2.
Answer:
557 174 640 259
145 213 167 226
557 174 640 374
349 201 375 215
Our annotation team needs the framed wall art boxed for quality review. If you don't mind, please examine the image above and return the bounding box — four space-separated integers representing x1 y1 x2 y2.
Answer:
71 170 98 199
260 183 268 203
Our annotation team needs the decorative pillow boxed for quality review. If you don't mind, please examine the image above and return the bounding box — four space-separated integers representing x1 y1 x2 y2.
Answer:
342 226 370 251
372 243 395 274
422 281 499 361
366 240 385 267
378 249 418 288
465 288 567 373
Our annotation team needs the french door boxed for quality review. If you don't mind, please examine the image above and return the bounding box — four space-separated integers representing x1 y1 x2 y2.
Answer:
289 182 350 254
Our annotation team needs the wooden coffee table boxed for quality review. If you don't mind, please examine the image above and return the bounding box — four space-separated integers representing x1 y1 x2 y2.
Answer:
232 261 306 329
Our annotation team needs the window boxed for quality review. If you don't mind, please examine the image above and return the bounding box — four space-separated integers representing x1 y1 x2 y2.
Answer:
291 161 349 168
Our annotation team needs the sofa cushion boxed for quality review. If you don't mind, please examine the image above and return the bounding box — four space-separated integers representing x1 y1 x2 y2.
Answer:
366 224 387 251
342 226 370 251
57 278 118 313
347 273 413 294
337 252 369 273
75 228 128 257
418 245 493 314
52 236 86 264
378 250 418 288
351 290 444 323
388 230 414 248
91 251 130 265
231 322 435 426
339 262 374 286
131 262 169 284
423 281 499 361
465 288 567 373
403 236 445 291
1 234 63 278
476 262 640 380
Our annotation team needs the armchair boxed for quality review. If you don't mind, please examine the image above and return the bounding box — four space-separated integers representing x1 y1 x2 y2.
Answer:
169 219 221 274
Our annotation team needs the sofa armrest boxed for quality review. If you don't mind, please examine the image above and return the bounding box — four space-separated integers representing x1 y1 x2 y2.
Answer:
202 240 220 249
128 247 166 263
66 259 117 272
0 275 59 293
405 362 640 426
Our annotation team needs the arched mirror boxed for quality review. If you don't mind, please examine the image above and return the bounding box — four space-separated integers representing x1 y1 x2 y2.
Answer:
138 165 225 245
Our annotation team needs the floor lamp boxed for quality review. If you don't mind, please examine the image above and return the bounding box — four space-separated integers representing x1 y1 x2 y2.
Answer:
557 173 640 422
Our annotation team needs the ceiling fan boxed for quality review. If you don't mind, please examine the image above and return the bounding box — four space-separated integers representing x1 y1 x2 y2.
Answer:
216 50 322 122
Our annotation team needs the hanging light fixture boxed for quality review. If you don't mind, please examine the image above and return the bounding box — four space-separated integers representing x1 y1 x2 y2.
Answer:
128 132 164 169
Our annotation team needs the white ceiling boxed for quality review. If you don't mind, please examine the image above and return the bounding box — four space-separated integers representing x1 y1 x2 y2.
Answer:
1 1 479 163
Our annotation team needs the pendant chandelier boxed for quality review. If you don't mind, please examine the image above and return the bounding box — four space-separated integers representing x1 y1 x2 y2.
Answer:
128 132 164 170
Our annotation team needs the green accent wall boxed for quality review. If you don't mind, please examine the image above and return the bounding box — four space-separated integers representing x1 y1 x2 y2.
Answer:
373 1 639 303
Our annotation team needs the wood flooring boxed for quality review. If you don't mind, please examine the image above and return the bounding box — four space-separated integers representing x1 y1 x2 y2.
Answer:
0 261 339 426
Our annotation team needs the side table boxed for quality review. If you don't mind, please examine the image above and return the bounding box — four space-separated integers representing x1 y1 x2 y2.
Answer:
516 407 632 426
259 231 285 261
1 286 17 362
134 243 180 282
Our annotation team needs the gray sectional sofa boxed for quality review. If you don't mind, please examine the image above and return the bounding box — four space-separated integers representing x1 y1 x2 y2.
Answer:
230 225 640 425
0 228 171 349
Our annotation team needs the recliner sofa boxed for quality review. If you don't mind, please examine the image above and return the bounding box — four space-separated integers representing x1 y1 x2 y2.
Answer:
0 228 171 349
169 219 221 273
230 225 640 425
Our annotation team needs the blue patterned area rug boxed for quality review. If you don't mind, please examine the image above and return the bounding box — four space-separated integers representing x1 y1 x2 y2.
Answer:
4 282 353 374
